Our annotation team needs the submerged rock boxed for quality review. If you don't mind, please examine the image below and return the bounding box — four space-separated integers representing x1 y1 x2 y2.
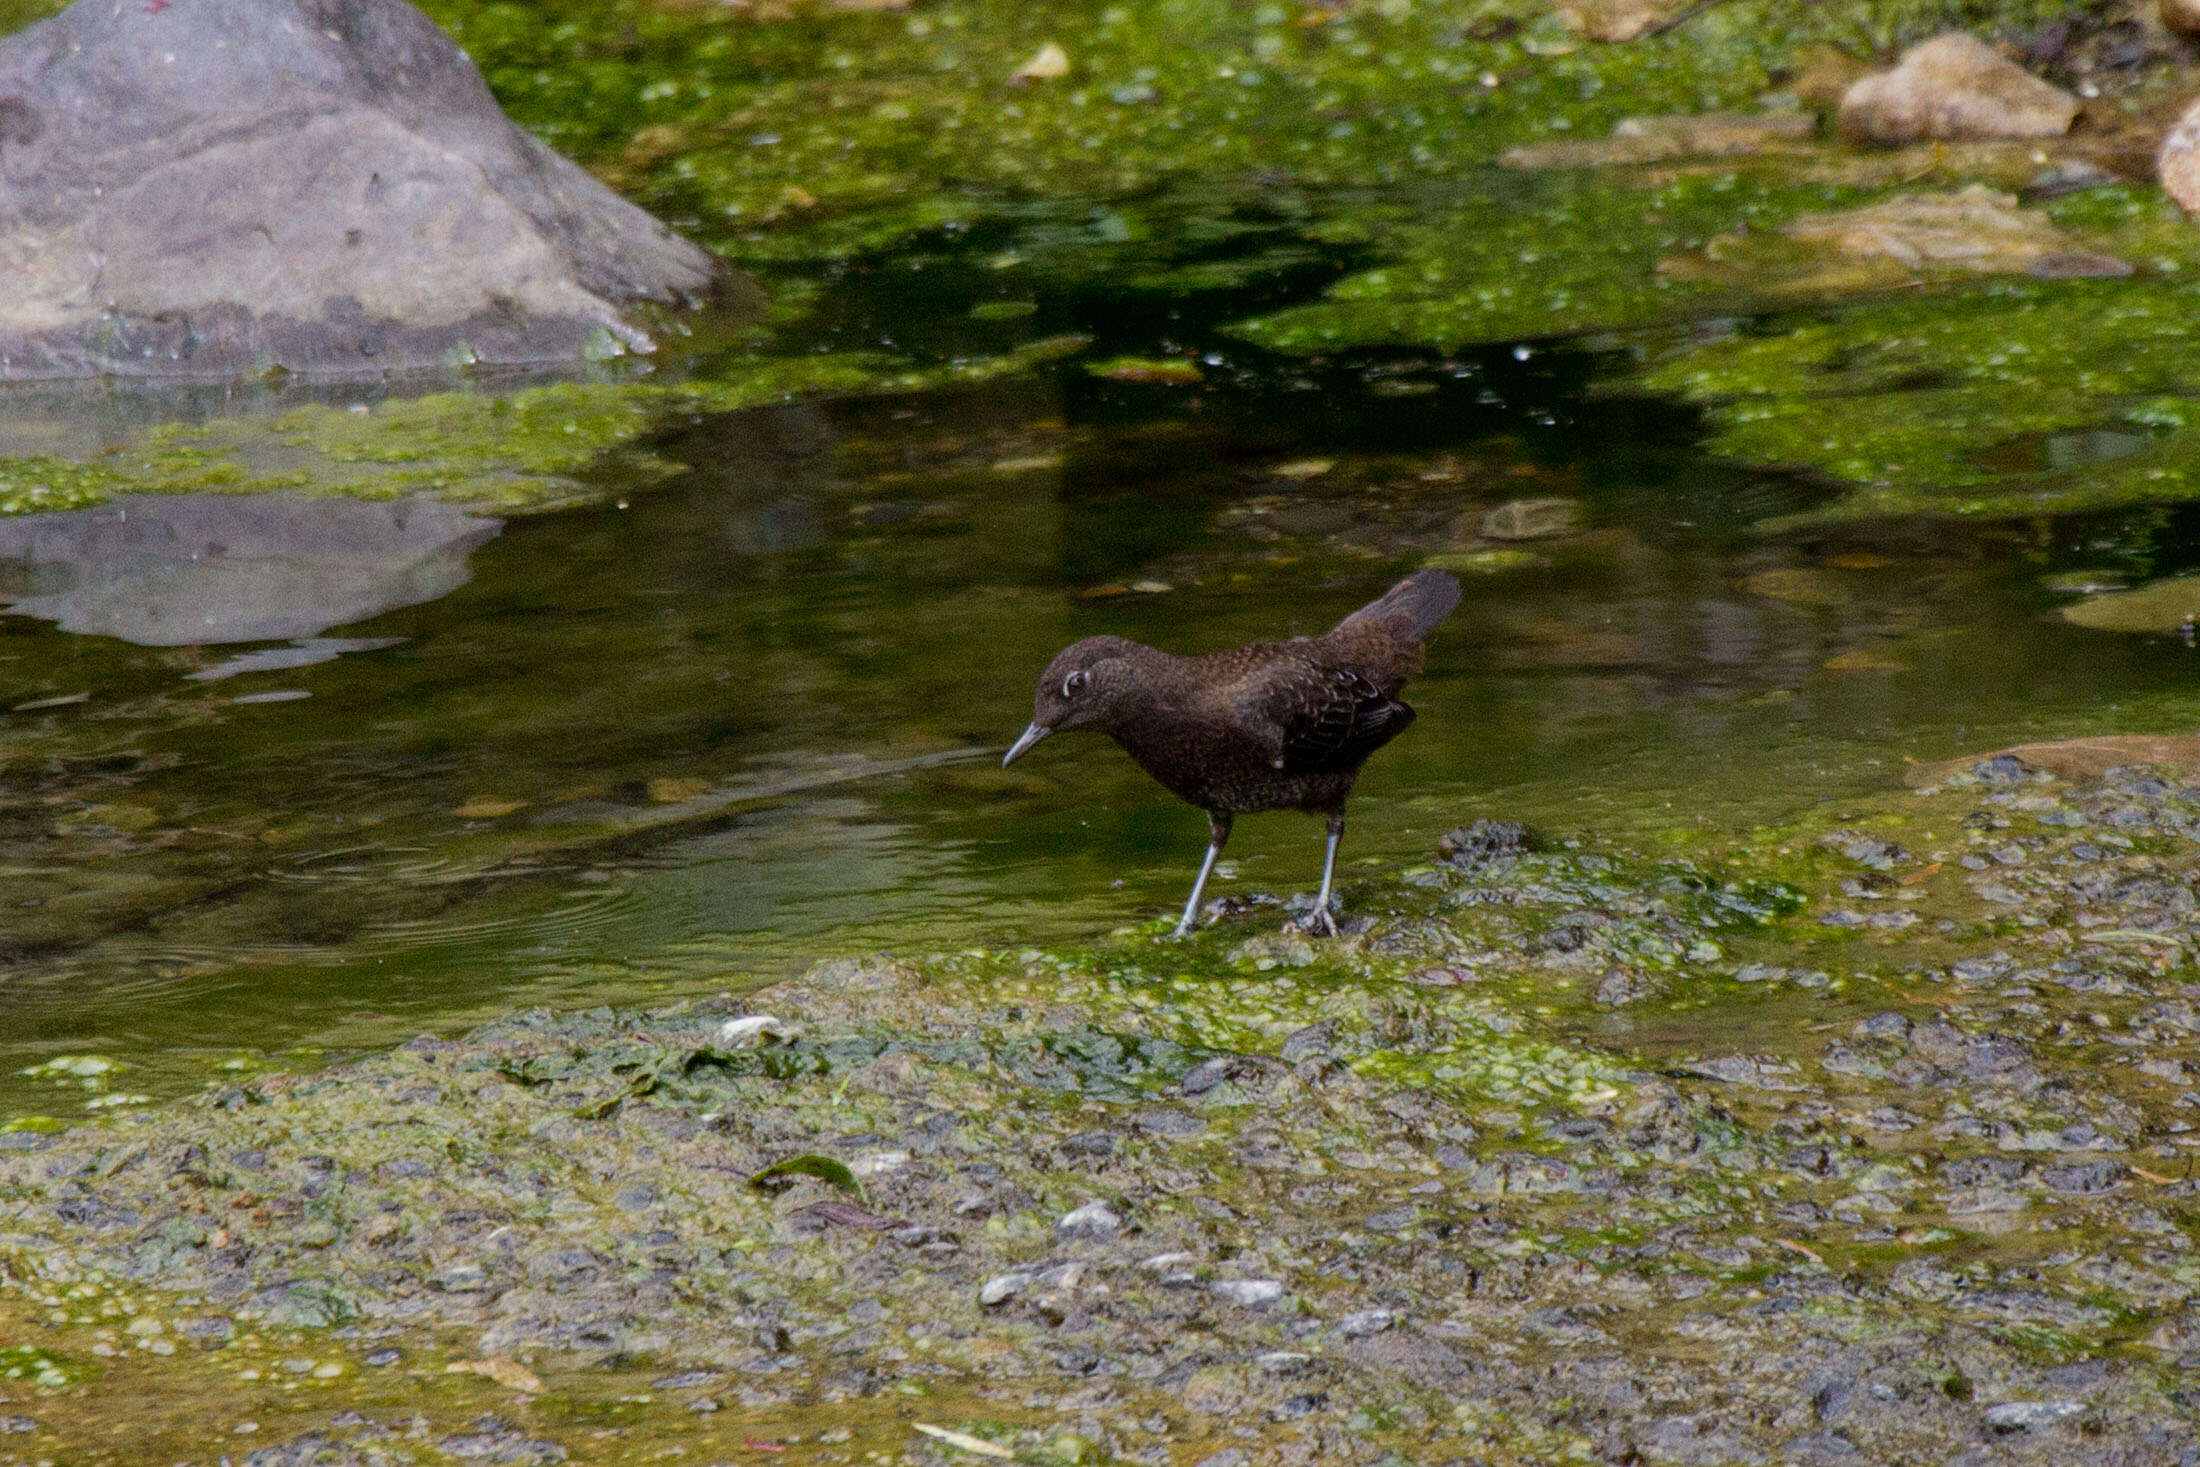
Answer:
1838 34 2079 145
1480 498 1582 541
1905 732 2200 786
0 0 754 379
2061 573 2200 633
1781 188 2067 274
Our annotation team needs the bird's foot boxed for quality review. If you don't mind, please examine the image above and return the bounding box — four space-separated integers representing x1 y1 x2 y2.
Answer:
1285 902 1344 939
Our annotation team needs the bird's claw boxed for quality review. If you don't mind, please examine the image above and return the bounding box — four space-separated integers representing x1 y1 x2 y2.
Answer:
1284 903 1343 939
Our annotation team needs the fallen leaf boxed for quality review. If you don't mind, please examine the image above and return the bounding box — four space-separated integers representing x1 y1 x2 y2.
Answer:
446 1358 544 1394
2133 1167 2177 1184
794 1199 905 1230
912 1423 1015 1458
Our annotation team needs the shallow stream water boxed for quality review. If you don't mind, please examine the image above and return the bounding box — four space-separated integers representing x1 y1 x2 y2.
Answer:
6 197 2200 1120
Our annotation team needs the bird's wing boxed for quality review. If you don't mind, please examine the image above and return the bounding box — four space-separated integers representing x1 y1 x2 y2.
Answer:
1230 655 1417 775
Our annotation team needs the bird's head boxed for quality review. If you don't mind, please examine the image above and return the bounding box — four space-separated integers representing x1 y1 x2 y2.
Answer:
1003 635 1144 766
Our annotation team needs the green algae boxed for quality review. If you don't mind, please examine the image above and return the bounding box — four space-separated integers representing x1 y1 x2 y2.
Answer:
1235 166 1876 351
1637 271 2200 527
408 0 2102 266
0 0 2179 529
0 1344 80 1389
10 755 2200 1458
0 339 1088 518
1230 165 2200 525
426 0 1795 260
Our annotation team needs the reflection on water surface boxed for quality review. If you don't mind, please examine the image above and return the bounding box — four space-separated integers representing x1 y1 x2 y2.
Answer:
3 216 2200 1120
0 493 498 644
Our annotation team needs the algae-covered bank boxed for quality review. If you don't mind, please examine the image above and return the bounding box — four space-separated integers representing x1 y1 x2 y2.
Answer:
14 760 2200 1463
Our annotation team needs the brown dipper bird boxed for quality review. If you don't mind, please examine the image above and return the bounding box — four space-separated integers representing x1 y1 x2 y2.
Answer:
1004 569 1462 937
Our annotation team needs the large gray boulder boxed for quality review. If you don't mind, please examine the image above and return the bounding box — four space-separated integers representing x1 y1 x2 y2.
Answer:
0 0 755 379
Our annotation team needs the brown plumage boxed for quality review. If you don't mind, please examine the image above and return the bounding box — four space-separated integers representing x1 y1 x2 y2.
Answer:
1004 569 1461 936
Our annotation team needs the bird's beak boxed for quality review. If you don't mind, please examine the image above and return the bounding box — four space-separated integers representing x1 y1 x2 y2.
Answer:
1002 722 1050 767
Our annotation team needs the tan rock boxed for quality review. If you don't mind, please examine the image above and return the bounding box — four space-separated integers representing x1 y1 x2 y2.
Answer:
1837 33 2079 145
2164 0 2200 42
1554 0 1686 43
2158 95 2200 213
1781 186 2066 273
1501 111 1813 169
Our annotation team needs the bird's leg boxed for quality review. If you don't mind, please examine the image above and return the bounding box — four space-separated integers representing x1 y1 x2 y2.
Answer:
1173 813 1232 938
1312 812 1345 938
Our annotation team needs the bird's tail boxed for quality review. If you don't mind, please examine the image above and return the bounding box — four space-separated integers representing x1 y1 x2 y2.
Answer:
1335 569 1462 642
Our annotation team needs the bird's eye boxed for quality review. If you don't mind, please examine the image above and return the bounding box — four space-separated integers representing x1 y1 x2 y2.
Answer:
1062 670 1088 698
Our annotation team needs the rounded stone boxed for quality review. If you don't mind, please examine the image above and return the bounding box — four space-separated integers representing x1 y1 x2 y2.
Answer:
1056 1201 1124 1241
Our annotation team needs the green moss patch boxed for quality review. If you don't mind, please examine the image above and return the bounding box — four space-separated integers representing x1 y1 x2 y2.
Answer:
1638 269 2200 526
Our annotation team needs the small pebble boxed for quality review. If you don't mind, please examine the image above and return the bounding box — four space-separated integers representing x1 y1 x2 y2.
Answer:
979 1272 1030 1307
1212 1279 1285 1308
1337 1308 1396 1337
1057 1201 1123 1241
1984 1400 2083 1431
